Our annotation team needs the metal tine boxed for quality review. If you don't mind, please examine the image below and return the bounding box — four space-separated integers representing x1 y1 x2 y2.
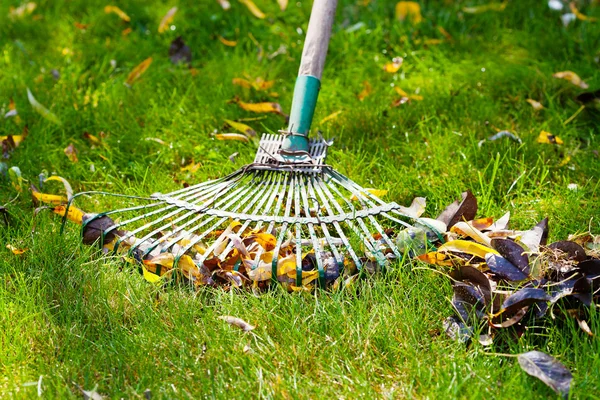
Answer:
325 180 387 266
105 170 246 243
270 172 295 280
219 171 280 261
294 174 307 286
317 175 381 260
250 171 289 269
167 171 274 260
311 175 361 269
298 174 324 285
312 177 365 269
305 176 345 269
160 168 244 198
114 173 258 252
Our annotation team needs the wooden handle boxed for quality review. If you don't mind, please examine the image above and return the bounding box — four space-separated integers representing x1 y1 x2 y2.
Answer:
298 0 338 79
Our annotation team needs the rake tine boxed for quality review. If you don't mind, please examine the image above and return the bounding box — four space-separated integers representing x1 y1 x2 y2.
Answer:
298 174 326 286
270 172 295 283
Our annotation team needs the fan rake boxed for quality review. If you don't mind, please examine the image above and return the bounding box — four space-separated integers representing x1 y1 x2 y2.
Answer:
63 0 443 289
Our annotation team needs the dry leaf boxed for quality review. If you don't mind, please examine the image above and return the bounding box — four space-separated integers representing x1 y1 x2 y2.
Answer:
169 37 192 65
218 36 237 47
83 132 102 146
438 240 499 258
394 87 423 102
383 57 403 73
319 110 342 125
6 244 27 255
27 89 62 126
437 26 452 41
237 100 285 116
462 2 507 14
158 7 177 33
277 0 288 11
216 0 231 10
218 316 255 332
239 0 266 19
537 130 563 145
31 187 67 205
350 188 388 201
121 27 132 36
215 133 250 142
569 2 597 21
553 71 589 89
126 57 152 86
224 119 256 137
53 205 85 224
180 161 202 173
526 99 544 110
232 77 274 91
74 22 89 30
357 81 372 101
64 143 79 162
8 2 36 19
104 5 130 21
395 2 422 24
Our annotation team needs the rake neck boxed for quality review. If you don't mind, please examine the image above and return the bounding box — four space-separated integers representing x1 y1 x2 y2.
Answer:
282 0 338 156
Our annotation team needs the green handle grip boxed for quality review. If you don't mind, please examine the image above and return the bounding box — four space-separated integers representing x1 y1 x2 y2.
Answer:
282 75 321 153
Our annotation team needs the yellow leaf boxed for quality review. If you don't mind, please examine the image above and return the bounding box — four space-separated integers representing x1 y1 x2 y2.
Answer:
395 1 422 24
394 87 423 101
122 27 132 36
462 2 507 14
553 71 589 89
216 0 231 10
64 143 79 163
239 0 266 19
559 155 571 167
232 77 275 91
350 188 388 201
126 57 153 86
319 110 342 125
27 88 62 126
144 253 175 271
570 2 597 22
251 233 277 251
83 132 102 145
6 244 28 255
224 119 256 137
142 265 164 284
218 36 237 47
53 205 85 224
416 251 455 266
180 161 202 173
537 130 563 145
104 5 130 21
0 135 26 147
237 100 285 115
357 81 372 101
277 0 288 11
158 6 177 33
31 186 67 205
215 133 250 143
232 78 253 89
383 57 403 73
526 99 544 111
438 240 499 258
44 176 74 199
450 221 492 246
437 26 452 41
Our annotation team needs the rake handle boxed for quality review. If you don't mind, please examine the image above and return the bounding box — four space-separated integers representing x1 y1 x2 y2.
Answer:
282 0 338 155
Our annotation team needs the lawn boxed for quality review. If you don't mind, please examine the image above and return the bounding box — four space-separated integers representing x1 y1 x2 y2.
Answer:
1 0 600 398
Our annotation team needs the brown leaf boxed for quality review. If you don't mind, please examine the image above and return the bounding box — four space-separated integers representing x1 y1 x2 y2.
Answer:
357 81 372 101
553 71 589 89
218 36 237 47
169 37 192 65
436 191 477 229
64 143 79 163
126 57 152 86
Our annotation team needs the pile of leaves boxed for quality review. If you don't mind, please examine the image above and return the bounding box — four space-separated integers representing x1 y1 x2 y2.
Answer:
415 191 599 343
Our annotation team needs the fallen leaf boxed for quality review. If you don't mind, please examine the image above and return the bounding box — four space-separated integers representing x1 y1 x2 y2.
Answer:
463 2 507 14
548 241 587 262
350 188 388 201
104 5 130 21
485 253 528 281
319 110 342 125
158 7 177 33
517 351 572 398
215 133 250 143
8 2 36 19
64 143 79 163
357 81 372 101
577 319 593 336
526 99 544 110
169 37 192 65
224 119 256 137
9 166 23 192
537 130 563 145
395 2 422 24
437 26 453 41
216 0 231 10
121 27 132 36
6 244 27 255
27 89 62 126
491 238 530 274
569 2 597 21
126 57 152 86
31 186 67 205
82 215 117 245
438 240 499 258
74 22 89 30
277 0 288 11
239 0 266 19
553 71 589 89
236 100 285 116
83 132 102 146
383 57 403 73
437 191 478 229
53 205 85 224
218 316 255 332
218 36 237 47
478 130 522 147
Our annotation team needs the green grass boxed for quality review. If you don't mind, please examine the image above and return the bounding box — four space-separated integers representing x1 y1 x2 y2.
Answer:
1 0 600 398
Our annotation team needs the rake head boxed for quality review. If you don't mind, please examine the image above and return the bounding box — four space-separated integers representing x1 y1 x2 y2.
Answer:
70 134 443 290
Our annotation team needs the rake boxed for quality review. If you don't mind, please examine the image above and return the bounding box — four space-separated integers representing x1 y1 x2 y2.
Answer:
66 0 443 288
